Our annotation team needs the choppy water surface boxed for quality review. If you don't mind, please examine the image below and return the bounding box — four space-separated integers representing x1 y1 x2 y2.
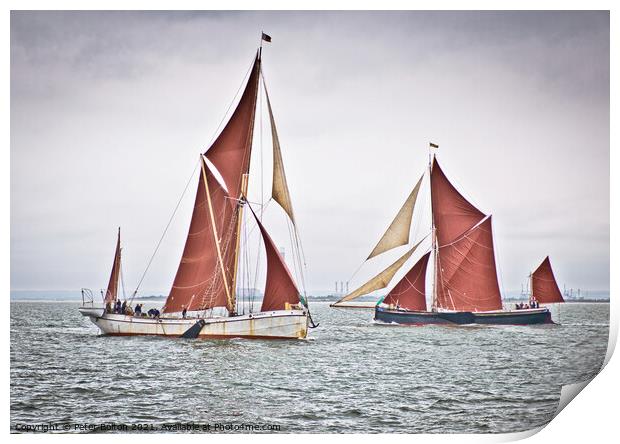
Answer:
11 301 608 433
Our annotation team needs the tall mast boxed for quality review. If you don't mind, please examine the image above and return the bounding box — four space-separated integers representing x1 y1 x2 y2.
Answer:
429 146 438 311
231 173 249 314
230 49 262 314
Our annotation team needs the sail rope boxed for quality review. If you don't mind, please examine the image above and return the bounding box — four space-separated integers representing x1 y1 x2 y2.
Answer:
492 225 509 310
204 57 256 150
129 160 200 304
119 249 127 301
346 169 428 292
261 69 310 303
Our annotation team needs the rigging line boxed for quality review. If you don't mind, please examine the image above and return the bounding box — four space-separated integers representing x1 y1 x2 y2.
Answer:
286 215 302 293
259 67 265 218
120 250 127 301
130 160 200 302
292 219 307 295
261 69 309 287
490 224 508 307
205 56 256 150
250 72 265 312
436 216 491 249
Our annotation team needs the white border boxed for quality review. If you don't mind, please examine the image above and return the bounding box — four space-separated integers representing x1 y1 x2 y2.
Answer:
4 2 616 443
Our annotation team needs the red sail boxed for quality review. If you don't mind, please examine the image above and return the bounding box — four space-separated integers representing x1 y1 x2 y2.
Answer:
251 211 300 312
104 228 121 303
204 53 261 199
431 158 486 246
532 256 565 303
164 159 238 313
383 252 430 311
435 216 503 312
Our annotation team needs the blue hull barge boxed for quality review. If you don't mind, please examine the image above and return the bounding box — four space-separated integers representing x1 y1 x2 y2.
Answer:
374 306 553 326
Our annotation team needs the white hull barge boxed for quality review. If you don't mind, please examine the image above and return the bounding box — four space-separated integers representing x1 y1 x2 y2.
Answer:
80 41 316 341
79 308 308 339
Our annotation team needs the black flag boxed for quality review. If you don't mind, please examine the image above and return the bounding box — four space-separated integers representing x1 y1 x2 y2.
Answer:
261 32 272 43
429 142 439 149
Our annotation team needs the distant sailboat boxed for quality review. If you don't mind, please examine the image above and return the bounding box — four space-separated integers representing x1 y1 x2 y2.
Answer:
79 38 312 339
332 147 553 325
529 256 565 304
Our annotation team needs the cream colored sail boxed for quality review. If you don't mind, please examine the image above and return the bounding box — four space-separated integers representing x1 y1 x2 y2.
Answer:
334 238 425 305
367 174 423 260
264 81 295 224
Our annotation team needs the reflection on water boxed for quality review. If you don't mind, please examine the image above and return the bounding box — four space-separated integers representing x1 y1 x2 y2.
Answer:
10 301 608 433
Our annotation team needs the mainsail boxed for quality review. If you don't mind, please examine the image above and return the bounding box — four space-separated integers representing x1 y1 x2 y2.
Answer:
164 53 261 314
367 174 423 259
532 256 565 303
382 252 430 311
163 49 303 316
250 209 301 311
104 227 121 303
431 158 503 312
335 238 425 304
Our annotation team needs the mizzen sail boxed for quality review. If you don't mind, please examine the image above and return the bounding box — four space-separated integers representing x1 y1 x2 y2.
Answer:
532 256 564 303
104 227 121 303
431 158 502 312
367 174 423 260
382 252 430 311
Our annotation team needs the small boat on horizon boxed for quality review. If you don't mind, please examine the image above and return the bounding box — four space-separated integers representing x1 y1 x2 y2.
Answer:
331 146 564 326
80 36 314 339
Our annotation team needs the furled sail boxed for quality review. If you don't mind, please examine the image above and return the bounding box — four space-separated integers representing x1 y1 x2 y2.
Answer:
163 159 238 313
430 158 502 312
204 53 261 199
532 256 565 303
264 81 295 224
335 239 425 304
104 227 121 303
382 252 430 311
435 216 503 312
367 174 423 260
250 208 301 311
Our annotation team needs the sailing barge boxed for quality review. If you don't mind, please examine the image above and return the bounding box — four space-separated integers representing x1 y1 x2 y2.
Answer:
332 148 562 325
80 41 311 339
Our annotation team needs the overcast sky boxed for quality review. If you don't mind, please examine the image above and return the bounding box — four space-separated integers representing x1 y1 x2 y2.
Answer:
11 11 609 295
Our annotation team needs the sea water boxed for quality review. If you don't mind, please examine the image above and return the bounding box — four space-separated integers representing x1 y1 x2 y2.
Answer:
10 301 608 433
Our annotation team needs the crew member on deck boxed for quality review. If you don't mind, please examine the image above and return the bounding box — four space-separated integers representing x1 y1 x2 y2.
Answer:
115 300 122 313
182 306 187 319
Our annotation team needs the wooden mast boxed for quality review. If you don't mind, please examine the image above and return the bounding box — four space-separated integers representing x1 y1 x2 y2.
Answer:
231 173 249 314
429 146 438 311
230 46 262 314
